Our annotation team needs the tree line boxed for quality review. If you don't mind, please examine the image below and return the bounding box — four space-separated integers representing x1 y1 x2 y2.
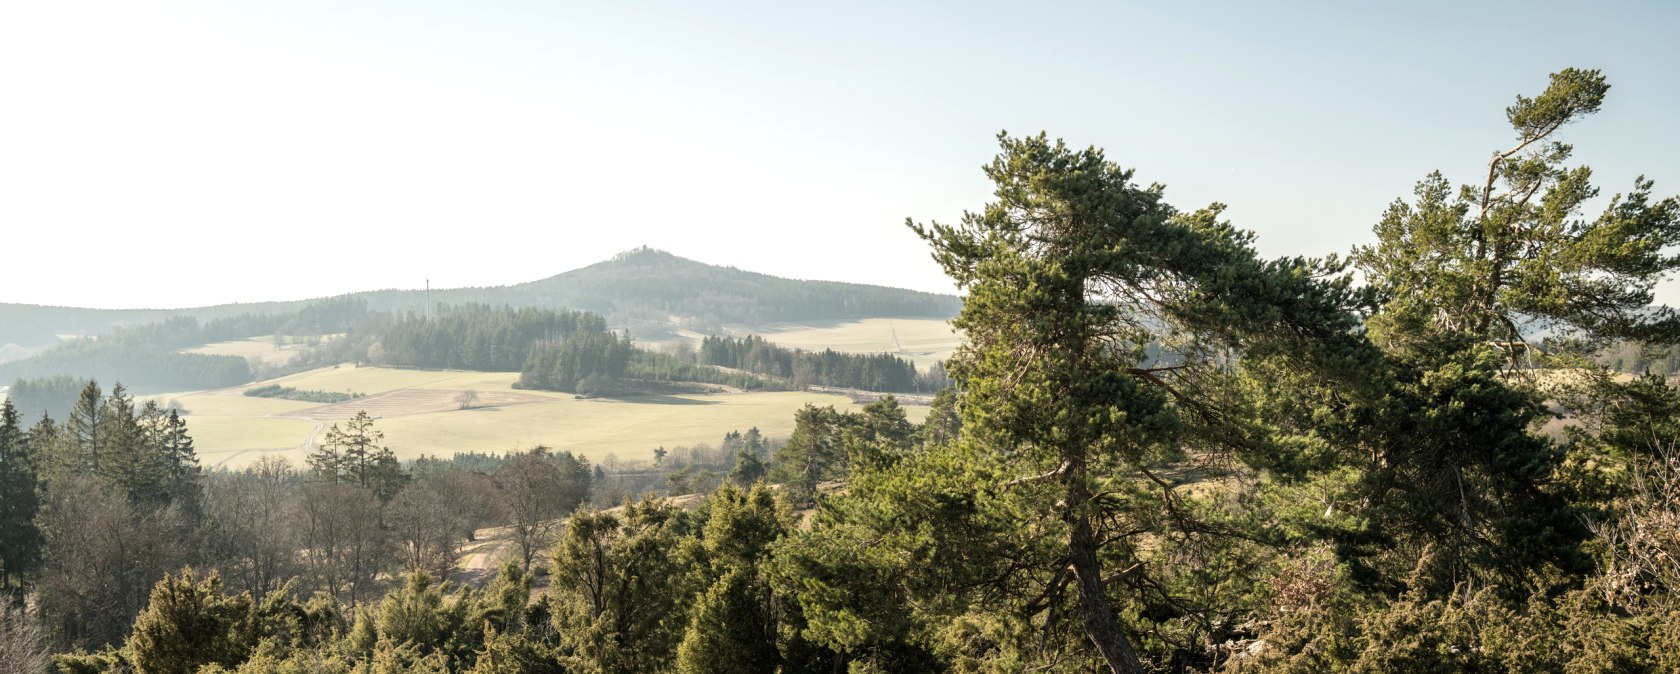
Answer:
0 381 602 658
2 393 953 674
698 334 946 392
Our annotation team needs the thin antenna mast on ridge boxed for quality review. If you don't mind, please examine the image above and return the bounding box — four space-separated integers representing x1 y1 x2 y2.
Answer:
426 279 431 321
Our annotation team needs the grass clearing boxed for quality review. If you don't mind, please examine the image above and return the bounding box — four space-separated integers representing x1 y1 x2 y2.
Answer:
736 318 960 369
183 337 311 367
374 391 923 465
269 366 488 396
183 365 928 469
187 416 320 459
169 389 320 417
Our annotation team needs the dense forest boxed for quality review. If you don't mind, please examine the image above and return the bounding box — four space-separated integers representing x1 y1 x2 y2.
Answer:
698 334 944 392
5 68 1680 673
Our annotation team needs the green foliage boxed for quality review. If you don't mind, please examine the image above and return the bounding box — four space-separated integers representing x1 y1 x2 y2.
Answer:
770 398 914 505
550 498 692 674
727 449 767 486
698 334 934 392
375 572 466 658
519 330 635 394
676 567 778 674
375 304 606 372
308 411 406 502
244 384 363 404
1356 68 1680 350
126 570 254 674
0 399 42 594
674 484 788 673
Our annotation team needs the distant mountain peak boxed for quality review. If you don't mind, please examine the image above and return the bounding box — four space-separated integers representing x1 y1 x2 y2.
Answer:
608 246 678 263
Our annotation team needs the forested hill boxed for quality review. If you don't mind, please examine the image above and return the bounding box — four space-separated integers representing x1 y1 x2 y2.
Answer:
496 247 962 333
0 248 959 350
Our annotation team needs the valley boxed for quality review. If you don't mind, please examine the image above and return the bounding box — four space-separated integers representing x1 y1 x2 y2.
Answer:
170 364 927 469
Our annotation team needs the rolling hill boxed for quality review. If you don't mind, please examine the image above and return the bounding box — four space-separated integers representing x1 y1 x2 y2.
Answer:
0 247 961 353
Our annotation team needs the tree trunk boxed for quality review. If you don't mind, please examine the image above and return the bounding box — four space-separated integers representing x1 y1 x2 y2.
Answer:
1068 502 1144 674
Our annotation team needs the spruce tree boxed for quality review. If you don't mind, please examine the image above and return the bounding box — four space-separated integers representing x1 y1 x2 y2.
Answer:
311 411 405 501
66 379 102 473
99 384 164 504
160 409 203 518
0 400 41 597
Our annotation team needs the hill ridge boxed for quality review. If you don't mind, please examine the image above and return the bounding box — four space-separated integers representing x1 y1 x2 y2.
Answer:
0 248 960 349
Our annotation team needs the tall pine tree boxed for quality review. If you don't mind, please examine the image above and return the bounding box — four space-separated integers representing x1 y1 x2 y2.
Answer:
0 399 41 598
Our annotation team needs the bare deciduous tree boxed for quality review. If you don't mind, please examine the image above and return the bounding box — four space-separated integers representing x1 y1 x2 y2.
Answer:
494 447 590 572
0 602 49 674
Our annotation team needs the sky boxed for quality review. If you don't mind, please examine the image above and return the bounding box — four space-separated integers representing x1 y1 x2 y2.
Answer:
1 0 1677 309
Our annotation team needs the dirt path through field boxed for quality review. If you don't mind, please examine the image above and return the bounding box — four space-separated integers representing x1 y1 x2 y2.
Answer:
207 415 325 469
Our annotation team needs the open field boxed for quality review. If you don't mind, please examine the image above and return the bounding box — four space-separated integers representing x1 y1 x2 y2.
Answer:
177 365 925 469
732 317 960 369
189 417 322 466
183 337 312 367
299 388 549 419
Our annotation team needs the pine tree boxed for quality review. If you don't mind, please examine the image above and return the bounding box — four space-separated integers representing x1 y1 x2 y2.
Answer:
311 411 406 501
130 402 204 516
99 384 165 505
66 379 102 473
894 132 1368 672
769 405 848 505
1355 68 1680 351
675 568 778 674
126 570 253 674
0 399 42 597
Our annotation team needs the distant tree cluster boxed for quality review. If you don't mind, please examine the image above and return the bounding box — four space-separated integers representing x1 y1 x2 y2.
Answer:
518 330 636 395
6 375 88 424
243 384 362 404
1598 340 1680 376
698 334 944 392
374 304 607 371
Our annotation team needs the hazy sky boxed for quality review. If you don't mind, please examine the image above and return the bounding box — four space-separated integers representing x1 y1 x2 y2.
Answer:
2 1 1677 309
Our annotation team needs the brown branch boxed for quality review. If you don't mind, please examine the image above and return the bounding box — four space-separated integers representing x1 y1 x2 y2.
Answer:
1003 460 1072 489
1025 562 1075 616
1479 119 1567 220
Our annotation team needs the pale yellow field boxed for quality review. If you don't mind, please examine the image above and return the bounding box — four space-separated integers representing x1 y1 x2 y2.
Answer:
268 365 477 395
172 389 320 417
182 365 927 469
183 337 311 367
374 391 924 464
737 318 960 369
187 416 321 466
